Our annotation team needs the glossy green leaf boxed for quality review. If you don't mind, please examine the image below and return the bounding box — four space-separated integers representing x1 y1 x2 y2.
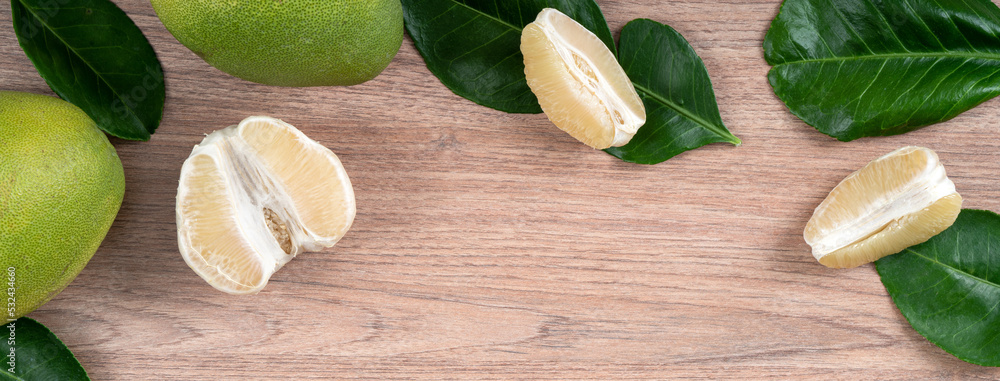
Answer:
876 209 1000 366
764 0 1000 141
400 0 614 113
12 0 165 141
0 317 89 380
605 19 740 164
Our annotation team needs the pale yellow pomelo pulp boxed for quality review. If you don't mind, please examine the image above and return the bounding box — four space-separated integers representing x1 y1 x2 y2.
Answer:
804 146 962 269
521 8 646 149
176 116 355 294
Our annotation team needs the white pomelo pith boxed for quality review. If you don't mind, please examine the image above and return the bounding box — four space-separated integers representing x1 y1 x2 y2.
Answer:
177 116 355 294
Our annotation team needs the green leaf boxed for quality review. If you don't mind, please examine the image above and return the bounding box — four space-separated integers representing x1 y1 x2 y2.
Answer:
876 209 1000 367
0 317 89 380
764 0 1000 142
605 19 740 164
400 0 614 113
12 0 165 141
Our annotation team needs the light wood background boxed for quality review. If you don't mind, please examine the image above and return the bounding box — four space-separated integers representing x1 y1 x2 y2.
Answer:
3 0 1000 379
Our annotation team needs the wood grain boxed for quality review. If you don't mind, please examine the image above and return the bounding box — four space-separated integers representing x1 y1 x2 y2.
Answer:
4 0 1000 379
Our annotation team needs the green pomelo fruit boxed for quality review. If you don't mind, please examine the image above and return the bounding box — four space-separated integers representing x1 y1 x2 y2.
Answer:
0 91 125 322
151 0 404 87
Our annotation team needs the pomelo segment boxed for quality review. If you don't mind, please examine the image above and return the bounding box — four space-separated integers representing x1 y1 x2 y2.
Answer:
521 8 645 149
804 146 961 269
177 116 355 294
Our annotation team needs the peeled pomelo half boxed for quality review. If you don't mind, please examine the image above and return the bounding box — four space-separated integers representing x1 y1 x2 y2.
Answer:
176 116 355 294
804 146 961 269
521 8 645 149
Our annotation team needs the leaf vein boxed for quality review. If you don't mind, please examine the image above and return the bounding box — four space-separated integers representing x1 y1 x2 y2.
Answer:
17 0 147 129
771 51 1000 67
864 0 909 52
826 0 875 55
901 0 947 50
898 58 971 127
449 0 522 32
632 84 736 144
904 247 1000 290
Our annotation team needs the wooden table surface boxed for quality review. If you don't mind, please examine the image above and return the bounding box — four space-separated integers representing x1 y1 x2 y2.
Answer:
4 0 1000 379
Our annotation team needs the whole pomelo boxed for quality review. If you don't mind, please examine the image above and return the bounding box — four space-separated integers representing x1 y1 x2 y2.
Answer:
151 0 404 87
0 91 125 322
